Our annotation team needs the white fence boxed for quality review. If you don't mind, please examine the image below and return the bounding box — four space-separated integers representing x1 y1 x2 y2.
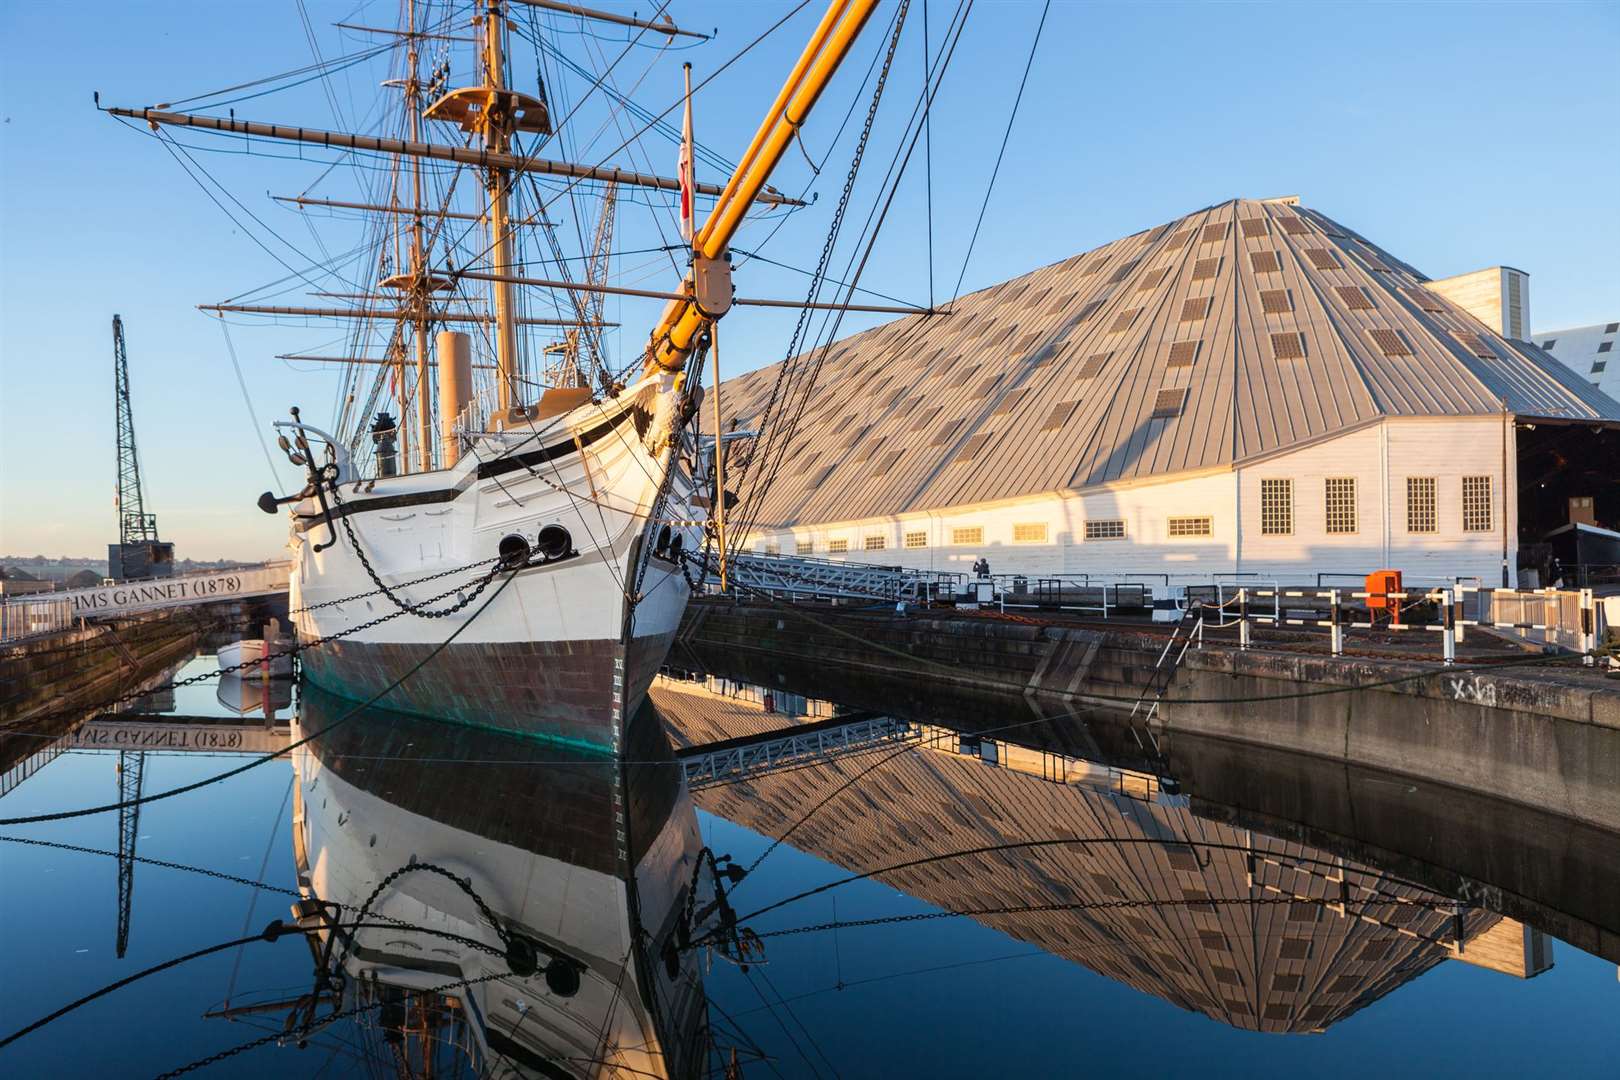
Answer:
0 595 74 645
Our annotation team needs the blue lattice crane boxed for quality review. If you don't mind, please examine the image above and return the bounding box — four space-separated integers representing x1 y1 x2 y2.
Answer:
109 314 174 582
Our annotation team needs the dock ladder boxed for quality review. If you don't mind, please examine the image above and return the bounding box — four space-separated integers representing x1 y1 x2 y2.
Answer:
1125 604 1204 755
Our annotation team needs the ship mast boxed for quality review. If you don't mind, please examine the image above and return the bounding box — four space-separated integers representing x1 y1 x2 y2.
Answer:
482 0 522 416
408 0 432 471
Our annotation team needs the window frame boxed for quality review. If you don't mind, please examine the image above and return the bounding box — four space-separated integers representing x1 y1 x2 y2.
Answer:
826 538 850 554
949 526 984 546
1462 476 1493 532
1406 476 1437 534
863 534 888 551
1012 522 1048 544
1324 476 1358 535
903 530 928 550
1260 478 1294 536
1167 515 1213 538
1084 519 1126 541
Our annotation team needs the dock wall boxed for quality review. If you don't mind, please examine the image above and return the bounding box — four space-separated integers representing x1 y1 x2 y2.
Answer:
675 600 1620 832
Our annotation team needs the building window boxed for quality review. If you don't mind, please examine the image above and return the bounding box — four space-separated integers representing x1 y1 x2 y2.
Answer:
1540 339 1556 349
1600 341 1613 353
864 535 887 551
1606 323 1619 334
1593 362 1608 374
1324 477 1357 534
1084 519 1126 540
1462 476 1493 532
1260 479 1293 535
1167 516 1212 538
904 530 928 549
1012 522 1048 543
950 527 983 545
764 543 781 556
827 538 849 554
799 539 815 554
1406 477 1437 533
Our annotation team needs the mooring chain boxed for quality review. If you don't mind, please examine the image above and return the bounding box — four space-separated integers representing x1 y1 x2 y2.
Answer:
325 482 506 619
287 554 501 617
336 861 513 970
30 568 502 725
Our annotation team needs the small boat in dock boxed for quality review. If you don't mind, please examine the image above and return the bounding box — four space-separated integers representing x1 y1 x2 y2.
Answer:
216 638 293 679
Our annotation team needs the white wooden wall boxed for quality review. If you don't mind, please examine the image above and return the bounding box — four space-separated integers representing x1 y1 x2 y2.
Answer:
754 417 1516 585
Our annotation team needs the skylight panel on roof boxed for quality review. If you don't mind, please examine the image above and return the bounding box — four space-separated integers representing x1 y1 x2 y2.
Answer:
1250 250 1281 274
1180 296 1213 322
1201 223 1229 243
955 433 993 461
1076 299 1106 321
1110 308 1142 332
910 405 943 431
1360 253 1391 272
1079 352 1111 378
1166 227 1197 247
1016 331 1041 354
875 449 904 475
1167 340 1200 367
1192 257 1221 281
1454 332 1494 358
930 421 957 446
1271 332 1307 360
1335 285 1374 310
1278 216 1310 235
1240 218 1269 238
1109 259 1142 284
1141 225 1168 245
854 437 885 463
1031 343 1059 367
993 388 1029 414
949 364 980 387
1404 287 1444 312
975 373 1003 396
1151 388 1188 418
1304 248 1342 270
1082 257 1109 276
1042 400 1079 431
1369 329 1412 356
1137 267 1170 291
1259 289 1292 314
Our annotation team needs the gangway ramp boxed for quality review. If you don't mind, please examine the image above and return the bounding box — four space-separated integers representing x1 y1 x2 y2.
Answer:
702 551 961 603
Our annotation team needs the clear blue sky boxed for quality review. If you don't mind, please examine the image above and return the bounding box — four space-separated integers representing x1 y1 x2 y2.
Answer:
2 0 1616 561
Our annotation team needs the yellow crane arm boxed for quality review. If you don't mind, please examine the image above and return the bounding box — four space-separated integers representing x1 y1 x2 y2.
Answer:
644 0 879 375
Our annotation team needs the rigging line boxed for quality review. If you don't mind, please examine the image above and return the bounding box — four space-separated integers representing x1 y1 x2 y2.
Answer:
148 124 368 294
219 321 286 486
729 248 918 308
755 966 841 1078
222 775 295 1010
922 0 934 310
731 0 969 556
153 38 399 108
0 570 517 828
742 967 826 1080
439 0 816 293
947 0 1051 310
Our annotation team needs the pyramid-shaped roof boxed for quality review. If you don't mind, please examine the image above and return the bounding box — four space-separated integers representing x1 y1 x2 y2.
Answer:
720 198 1620 528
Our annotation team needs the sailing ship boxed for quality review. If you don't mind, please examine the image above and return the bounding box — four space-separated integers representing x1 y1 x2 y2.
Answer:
278 684 724 1077
105 0 880 749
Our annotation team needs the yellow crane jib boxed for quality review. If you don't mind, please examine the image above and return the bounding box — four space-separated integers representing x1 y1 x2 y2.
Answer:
643 0 879 376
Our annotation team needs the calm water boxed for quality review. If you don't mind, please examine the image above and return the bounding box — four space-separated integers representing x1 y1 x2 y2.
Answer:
1 650 1616 1078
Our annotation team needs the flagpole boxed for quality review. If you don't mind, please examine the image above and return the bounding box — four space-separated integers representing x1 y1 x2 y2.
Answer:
683 60 725 592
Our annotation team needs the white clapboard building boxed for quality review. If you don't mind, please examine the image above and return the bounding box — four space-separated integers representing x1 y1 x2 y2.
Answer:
1532 320 1620 401
717 198 1620 587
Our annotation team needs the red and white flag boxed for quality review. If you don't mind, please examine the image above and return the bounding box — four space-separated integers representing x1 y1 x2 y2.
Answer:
678 62 694 248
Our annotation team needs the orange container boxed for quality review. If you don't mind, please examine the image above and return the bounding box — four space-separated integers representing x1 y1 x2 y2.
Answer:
1365 569 1402 613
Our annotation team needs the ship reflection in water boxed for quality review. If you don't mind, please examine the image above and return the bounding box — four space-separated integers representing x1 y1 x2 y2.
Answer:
290 685 716 1078
6 656 1613 1077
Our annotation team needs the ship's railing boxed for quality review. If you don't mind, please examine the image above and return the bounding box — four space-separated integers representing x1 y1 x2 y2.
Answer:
704 551 963 603
0 595 74 644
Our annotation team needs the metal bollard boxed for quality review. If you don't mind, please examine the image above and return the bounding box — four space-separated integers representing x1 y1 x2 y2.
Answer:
1238 589 1251 650
1441 587 1456 665
1330 589 1344 656
1581 588 1596 667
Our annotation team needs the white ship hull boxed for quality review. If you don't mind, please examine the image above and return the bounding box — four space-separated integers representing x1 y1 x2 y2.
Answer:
287 372 701 751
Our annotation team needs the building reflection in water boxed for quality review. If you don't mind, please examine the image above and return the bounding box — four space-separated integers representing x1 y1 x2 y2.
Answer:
289 685 715 1077
652 678 1552 1035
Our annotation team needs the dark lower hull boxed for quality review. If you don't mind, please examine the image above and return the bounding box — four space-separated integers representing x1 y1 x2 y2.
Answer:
299 629 678 752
